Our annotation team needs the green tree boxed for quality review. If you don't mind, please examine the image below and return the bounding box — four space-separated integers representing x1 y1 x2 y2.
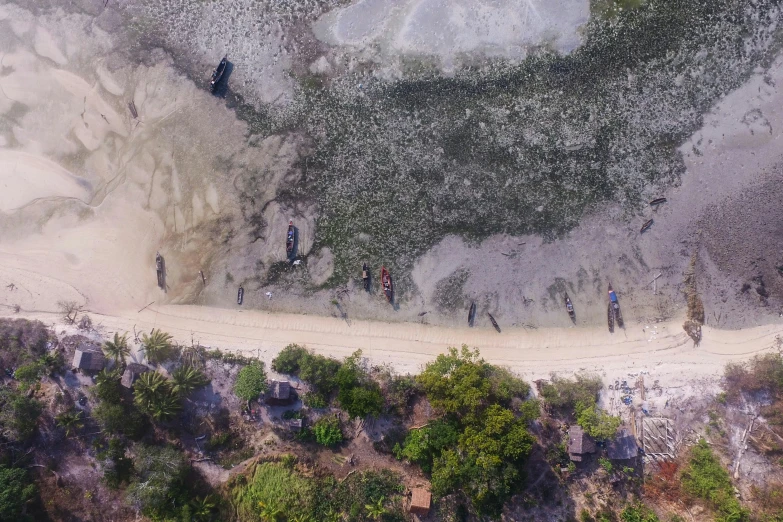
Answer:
0 465 36 521
395 420 459 473
102 332 130 364
94 368 123 403
170 365 209 397
417 346 492 419
133 371 180 422
271 344 309 374
56 409 83 437
0 390 42 442
234 362 268 402
312 416 343 446
126 444 187 517
576 403 621 440
141 329 174 365
365 496 386 520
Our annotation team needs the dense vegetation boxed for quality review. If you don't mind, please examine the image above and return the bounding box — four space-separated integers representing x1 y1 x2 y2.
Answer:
681 440 749 522
395 346 536 517
228 459 407 522
539 374 621 440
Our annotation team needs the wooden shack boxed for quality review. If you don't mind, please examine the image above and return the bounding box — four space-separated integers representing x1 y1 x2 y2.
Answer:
288 418 303 432
267 380 292 404
121 363 150 388
72 346 106 372
409 488 431 516
567 425 597 462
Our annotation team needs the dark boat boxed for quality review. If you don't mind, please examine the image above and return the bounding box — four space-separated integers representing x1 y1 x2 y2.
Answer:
564 293 576 323
468 302 477 327
286 220 294 257
211 55 227 90
488 313 501 333
155 252 164 288
608 283 623 329
607 302 615 333
237 286 244 305
615 305 625 329
362 263 371 292
650 197 667 207
380 266 393 303
640 219 654 234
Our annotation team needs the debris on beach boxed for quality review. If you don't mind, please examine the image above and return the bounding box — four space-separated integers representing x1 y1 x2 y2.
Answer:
640 219 654 234
650 197 667 207
127 100 138 119
488 313 501 333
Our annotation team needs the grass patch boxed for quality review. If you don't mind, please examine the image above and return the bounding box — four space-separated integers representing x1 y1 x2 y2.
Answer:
681 439 749 522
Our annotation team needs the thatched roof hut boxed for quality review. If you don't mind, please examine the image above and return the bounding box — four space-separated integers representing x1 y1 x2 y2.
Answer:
72 346 106 372
121 363 149 388
409 488 431 516
567 425 597 461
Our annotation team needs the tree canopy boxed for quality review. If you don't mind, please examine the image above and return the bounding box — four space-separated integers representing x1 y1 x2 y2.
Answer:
0 466 36 522
234 362 268 402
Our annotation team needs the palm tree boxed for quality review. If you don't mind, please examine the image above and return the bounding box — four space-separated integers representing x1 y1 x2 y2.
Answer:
141 329 174 365
148 392 181 421
190 495 218 521
102 332 130 364
258 501 283 522
365 497 386 520
56 410 83 437
133 371 169 407
171 365 209 398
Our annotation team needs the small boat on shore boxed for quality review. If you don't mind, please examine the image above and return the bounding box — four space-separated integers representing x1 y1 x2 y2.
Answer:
237 286 244 305
286 220 294 258
607 302 615 333
650 197 667 207
640 219 654 234
155 252 164 289
564 293 576 323
608 283 623 329
211 55 227 90
468 302 477 327
380 266 393 303
488 313 501 333
362 263 371 291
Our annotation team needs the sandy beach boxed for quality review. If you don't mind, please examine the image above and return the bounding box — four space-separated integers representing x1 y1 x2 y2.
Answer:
0 0 781 393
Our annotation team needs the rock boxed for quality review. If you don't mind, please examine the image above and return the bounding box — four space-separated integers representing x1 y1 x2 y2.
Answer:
308 248 335 286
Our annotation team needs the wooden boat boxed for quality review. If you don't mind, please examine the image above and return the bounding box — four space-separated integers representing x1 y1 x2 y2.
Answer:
211 55 227 90
564 293 576 323
237 286 244 305
488 313 501 333
362 263 371 292
286 221 294 257
155 253 164 288
640 219 654 234
468 302 477 327
615 305 624 329
380 266 393 303
608 283 623 329
650 197 667 207
607 302 615 333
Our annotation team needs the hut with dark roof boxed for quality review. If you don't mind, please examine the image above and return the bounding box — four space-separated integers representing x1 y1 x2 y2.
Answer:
567 425 597 462
72 345 106 372
267 380 292 404
121 363 150 388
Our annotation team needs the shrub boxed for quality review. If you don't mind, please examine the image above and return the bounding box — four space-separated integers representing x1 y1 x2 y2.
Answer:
621 504 659 522
229 461 314 521
126 444 187 517
0 389 42 442
234 362 268 402
539 374 603 411
271 344 309 374
302 392 328 409
576 403 621 441
681 439 749 522
312 416 343 446
599 457 613 473
99 438 133 489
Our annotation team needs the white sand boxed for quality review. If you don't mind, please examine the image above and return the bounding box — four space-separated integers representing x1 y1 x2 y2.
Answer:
0 151 91 212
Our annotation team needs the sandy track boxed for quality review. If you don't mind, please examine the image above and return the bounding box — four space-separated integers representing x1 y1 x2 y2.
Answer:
11 305 781 387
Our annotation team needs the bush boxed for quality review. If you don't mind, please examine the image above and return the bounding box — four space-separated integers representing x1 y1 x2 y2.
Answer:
312 416 343 446
302 392 328 409
576 404 621 441
229 461 314 521
271 344 309 374
13 361 44 384
0 465 36 521
394 420 459 473
539 374 603 411
93 402 145 439
126 444 187 517
681 439 749 522
620 503 660 522
234 362 268 402
0 389 42 442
